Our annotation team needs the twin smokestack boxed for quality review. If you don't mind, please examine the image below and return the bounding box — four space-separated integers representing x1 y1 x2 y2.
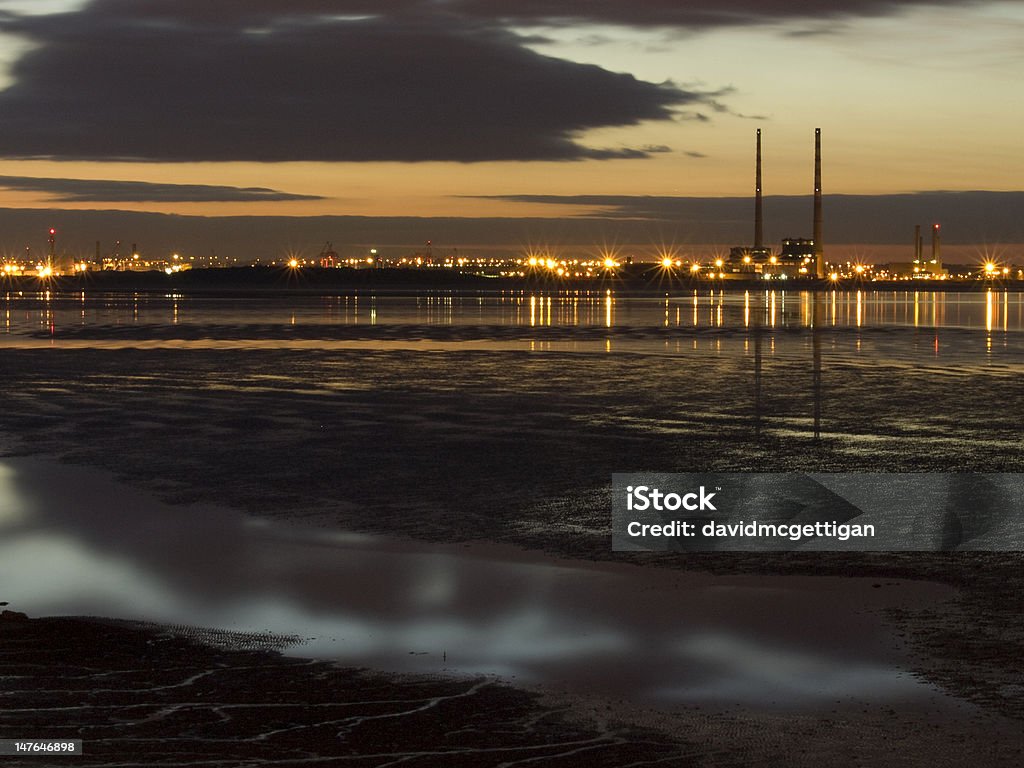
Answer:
753 128 824 279
755 128 763 251
814 128 823 279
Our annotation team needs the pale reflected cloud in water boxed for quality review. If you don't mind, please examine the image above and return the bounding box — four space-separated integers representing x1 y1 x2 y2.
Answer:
0 456 955 711
0 463 24 525
665 633 917 705
0 534 187 616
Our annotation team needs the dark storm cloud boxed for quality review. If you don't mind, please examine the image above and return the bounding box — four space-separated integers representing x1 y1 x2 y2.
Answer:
439 0 987 28
37 1 986 29
0 3 715 162
0 0 995 163
0 175 322 202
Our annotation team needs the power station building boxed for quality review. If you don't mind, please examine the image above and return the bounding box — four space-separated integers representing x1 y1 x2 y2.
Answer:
886 223 948 278
725 128 824 280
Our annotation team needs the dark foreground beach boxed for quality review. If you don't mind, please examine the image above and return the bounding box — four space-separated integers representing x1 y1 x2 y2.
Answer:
2 289 1024 765
2 613 696 767
2 611 1022 768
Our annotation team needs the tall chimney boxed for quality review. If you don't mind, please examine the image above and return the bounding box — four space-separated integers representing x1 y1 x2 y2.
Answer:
754 129 763 250
914 225 921 261
931 223 941 266
813 128 823 278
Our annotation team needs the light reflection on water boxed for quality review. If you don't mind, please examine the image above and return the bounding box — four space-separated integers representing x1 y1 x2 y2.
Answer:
0 457 954 712
0 290 1021 367
1 289 1023 332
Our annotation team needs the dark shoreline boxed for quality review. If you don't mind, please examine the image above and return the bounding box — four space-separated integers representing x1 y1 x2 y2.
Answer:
3 606 1021 767
0 613 698 767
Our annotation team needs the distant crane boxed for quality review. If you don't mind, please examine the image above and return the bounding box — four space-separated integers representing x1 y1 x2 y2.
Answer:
319 242 338 268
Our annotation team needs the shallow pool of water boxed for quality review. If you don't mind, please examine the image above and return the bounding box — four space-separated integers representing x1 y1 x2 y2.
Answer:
0 456 955 712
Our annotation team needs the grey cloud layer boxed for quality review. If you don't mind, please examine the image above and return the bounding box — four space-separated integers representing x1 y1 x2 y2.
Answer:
473 192 1024 242
0 176 322 202
2 191 1019 262
0 3 711 162
36 1 986 28
0 0 997 163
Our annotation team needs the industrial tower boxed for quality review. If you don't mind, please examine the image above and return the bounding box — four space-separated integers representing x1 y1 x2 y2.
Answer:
813 128 823 279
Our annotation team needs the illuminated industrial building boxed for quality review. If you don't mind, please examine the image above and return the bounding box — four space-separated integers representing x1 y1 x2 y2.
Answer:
885 223 948 279
725 128 824 280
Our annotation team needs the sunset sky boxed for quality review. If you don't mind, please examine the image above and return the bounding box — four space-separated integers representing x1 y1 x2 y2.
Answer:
0 0 1021 256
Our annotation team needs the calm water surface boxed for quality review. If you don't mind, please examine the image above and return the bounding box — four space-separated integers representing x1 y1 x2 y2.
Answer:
3 290 1022 381
0 288 1007 713
2 289 1023 347
1 457 954 712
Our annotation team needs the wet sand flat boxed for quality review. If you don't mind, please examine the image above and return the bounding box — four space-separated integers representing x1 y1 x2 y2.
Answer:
0 614 696 767
2 291 1024 764
3 613 1022 768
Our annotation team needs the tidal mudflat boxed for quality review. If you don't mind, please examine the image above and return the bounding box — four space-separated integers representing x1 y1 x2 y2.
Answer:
2 289 1024 765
